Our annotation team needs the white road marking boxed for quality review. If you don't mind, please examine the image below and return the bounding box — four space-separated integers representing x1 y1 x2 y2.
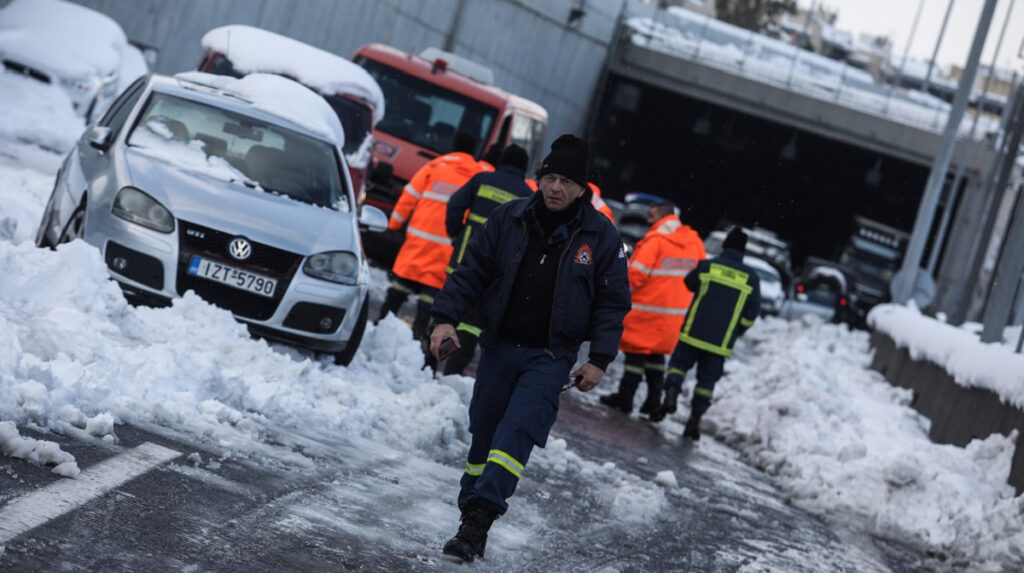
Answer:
0 442 180 544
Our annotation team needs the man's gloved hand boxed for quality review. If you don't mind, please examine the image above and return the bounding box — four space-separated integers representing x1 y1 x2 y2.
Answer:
429 323 459 361
569 362 604 392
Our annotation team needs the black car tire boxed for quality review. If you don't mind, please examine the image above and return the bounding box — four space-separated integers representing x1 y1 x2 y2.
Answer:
334 294 368 366
35 191 58 248
56 199 87 245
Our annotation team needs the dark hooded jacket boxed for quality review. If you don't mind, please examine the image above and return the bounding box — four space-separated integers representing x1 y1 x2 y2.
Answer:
432 192 631 368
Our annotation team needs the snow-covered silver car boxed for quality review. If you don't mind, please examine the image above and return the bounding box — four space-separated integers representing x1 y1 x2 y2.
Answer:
35 72 388 364
0 0 126 121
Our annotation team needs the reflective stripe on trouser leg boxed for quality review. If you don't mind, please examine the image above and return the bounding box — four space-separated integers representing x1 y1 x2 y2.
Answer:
458 341 521 509
665 342 700 391
691 350 725 416
462 339 573 514
645 354 666 386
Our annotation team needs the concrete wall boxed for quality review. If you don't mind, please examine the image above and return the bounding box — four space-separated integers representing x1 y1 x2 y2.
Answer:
71 0 626 148
870 330 1024 494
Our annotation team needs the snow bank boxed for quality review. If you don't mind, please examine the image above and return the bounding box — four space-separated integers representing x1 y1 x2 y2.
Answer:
869 304 1024 409
710 315 1024 567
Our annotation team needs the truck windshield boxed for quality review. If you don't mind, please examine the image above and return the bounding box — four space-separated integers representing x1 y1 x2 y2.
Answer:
358 58 498 155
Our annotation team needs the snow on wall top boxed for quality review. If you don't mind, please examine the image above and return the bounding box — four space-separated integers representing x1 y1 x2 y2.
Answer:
0 0 126 79
201 25 385 125
175 72 345 148
869 304 1024 409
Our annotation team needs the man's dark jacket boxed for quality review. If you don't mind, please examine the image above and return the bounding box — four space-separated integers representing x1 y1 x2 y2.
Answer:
432 192 631 365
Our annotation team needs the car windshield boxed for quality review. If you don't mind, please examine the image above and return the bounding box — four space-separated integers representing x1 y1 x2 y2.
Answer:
358 58 498 155
128 92 347 209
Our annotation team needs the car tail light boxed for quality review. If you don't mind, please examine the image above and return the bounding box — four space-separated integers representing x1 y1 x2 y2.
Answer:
839 297 848 307
796 284 805 292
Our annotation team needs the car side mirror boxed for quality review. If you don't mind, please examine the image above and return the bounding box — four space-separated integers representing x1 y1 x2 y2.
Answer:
358 204 388 232
86 126 113 151
369 161 393 186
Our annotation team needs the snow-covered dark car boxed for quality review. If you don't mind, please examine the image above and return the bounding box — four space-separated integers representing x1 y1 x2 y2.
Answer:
780 257 856 324
35 72 388 364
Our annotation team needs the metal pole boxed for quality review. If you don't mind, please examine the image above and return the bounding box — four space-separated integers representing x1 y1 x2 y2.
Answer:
882 0 927 114
785 0 818 87
693 12 713 59
981 185 1024 343
951 77 1024 322
893 0 999 304
927 0 1016 273
923 0 956 96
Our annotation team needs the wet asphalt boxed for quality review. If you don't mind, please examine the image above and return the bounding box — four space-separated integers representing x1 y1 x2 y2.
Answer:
0 393 937 572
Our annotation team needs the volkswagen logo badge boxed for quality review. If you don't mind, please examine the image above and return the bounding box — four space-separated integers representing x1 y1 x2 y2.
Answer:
228 237 252 261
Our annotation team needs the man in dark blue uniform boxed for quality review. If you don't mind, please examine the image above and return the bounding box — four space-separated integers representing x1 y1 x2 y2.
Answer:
428 134 631 562
441 144 533 376
649 228 760 441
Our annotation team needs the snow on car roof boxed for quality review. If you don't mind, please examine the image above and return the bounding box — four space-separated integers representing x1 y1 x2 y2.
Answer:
0 0 126 78
174 72 346 148
201 25 385 125
807 265 847 289
743 255 780 278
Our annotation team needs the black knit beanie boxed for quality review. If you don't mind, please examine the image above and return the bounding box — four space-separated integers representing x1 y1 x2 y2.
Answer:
536 134 590 189
498 144 528 172
723 227 748 253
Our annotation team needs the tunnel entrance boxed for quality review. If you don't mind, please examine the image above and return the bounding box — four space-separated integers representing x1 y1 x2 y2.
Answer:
589 74 933 268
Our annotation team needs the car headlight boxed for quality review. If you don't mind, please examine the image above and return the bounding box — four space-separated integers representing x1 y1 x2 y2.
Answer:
112 187 174 233
303 251 361 285
60 77 93 92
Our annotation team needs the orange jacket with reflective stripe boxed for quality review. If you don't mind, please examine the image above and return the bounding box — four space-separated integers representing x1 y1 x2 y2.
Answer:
588 183 615 223
619 214 706 354
388 152 485 288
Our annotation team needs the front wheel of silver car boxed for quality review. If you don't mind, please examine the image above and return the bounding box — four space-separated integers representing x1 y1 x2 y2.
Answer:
334 294 368 366
35 192 58 248
57 199 87 245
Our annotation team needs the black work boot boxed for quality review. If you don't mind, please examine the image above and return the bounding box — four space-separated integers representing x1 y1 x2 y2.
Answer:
639 379 663 415
443 499 499 562
683 409 704 441
600 372 640 414
376 288 406 324
648 386 680 422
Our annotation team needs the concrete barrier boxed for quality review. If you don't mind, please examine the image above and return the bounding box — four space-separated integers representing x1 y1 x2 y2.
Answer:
870 330 1024 494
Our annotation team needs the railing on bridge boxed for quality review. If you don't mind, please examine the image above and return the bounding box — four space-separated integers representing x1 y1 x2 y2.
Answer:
625 7 1003 142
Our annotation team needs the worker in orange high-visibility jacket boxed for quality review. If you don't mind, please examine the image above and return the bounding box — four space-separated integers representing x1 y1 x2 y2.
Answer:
600 200 705 415
378 132 486 344
587 178 615 223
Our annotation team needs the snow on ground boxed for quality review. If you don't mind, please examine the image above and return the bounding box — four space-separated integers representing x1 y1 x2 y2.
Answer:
0 93 1023 569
